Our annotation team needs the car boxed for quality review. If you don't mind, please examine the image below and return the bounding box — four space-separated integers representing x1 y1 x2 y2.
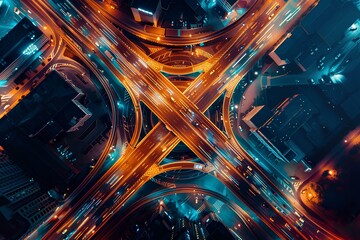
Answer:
307 78 315 85
261 202 269 208
193 121 200 127
268 13 275 20
210 70 215 75
187 108 194 115
162 147 167 152
14 7 20 15
296 220 303 227
170 96 176 102
317 63 324 70
284 223 291 231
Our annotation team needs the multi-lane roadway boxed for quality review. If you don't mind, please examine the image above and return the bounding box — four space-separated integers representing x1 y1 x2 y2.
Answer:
23 0 343 239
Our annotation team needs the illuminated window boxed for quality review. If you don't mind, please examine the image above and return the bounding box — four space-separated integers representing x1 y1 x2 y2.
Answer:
138 8 153 15
23 43 38 55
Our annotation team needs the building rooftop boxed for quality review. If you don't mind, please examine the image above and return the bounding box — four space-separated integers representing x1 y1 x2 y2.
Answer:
6 70 90 137
242 105 273 130
243 91 344 164
130 0 159 13
0 17 43 73
271 0 360 68
184 0 206 21
301 0 360 46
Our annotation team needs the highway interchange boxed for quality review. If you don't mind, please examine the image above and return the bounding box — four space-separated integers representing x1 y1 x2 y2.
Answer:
16 0 344 239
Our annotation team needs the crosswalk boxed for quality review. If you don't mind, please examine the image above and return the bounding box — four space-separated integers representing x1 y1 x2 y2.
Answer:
197 203 206 213
212 199 224 212
292 181 303 191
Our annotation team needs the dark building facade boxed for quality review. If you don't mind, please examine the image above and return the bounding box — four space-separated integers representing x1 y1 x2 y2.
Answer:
0 17 48 85
0 150 58 239
269 0 360 69
0 70 92 191
130 0 163 27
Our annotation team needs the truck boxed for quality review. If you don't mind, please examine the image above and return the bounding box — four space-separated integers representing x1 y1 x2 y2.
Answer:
104 50 115 61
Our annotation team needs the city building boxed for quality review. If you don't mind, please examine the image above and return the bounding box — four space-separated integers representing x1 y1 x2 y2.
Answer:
269 0 360 69
0 70 91 190
243 94 322 166
0 150 58 239
6 70 91 141
202 212 234 240
184 0 206 22
130 0 163 27
169 211 233 239
118 196 235 240
0 17 48 86
300 0 359 46
171 217 206 240
216 0 239 12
